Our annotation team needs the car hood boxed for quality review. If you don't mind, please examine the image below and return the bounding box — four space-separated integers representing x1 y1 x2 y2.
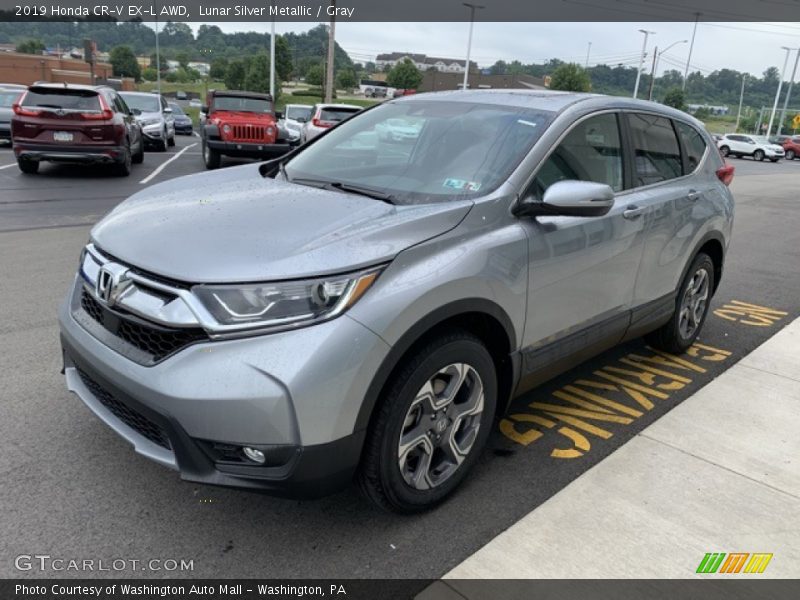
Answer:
91 163 473 283
137 110 163 121
0 106 11 121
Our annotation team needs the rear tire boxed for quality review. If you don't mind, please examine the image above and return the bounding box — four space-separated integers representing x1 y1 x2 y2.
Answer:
113 143 132 177
646 253 715 354
202 140 221 169
17 158 38 174
357 330 497 513
132 139 144 164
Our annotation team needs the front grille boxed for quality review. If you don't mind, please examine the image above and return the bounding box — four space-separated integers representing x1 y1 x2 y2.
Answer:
231 124 267 141
79 289 207 363
76 366 171 450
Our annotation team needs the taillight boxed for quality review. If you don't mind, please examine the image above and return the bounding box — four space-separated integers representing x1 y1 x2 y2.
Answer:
312 117 321 127
716 164 735 186
13 100 41 117
81 94 113 120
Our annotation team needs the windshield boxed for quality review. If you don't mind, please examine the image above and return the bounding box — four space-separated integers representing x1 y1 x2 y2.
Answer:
319 107 360 122
169 103 185 115
285 100 553 204
212 96 273 113
286 106 312 121
23 89 100 110
121 94 160 113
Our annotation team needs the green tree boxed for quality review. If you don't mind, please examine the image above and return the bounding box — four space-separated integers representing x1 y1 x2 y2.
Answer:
224 59 247 90
305 64 324 86
175 51 190 70
386 58 422 90
141 66 157 81
109 45 141 81
336 69 357 91
663 87 687 111
244 54 270 94
274 35 293 82
16 39 45 54
209 58 228 80
149 53 168 71
549 63 591 92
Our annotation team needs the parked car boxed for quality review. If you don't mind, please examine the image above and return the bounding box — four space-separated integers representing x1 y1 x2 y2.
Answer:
190 98 202 108
300 103 362 142
279 103 313 141
120 91 175 151
11 83 143 175
0 85 25 145
717 133 784 162
770 134 800 160
375 117 423 142
168 102 193 135
58 91 733 512
199 90 295 169
392 89 417 98
175 90 188 101
364 87 388 99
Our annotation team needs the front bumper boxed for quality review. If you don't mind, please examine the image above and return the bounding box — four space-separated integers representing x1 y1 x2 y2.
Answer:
14 143 125 164
58 277 390 497
174 123 193 133
206 137 296 159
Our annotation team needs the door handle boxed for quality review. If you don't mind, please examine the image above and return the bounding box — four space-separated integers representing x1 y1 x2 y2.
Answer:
623 206 645 219
687 190 702 201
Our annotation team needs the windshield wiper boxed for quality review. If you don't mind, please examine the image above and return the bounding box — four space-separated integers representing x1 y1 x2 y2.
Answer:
289 177 395 204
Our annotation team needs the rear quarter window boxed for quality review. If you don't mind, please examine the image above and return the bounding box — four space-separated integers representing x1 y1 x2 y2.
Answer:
675 121 708 173
320 108 360 122
628 113 682 187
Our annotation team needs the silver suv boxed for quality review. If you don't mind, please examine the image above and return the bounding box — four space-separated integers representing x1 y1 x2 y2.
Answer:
59 91 734 512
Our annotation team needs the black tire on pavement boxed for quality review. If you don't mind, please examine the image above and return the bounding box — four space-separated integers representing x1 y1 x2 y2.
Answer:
17 158 38 174
113 143 132 176
168 133 176 147
357 329 497 513
132 139 144 164
785 149 795 160
202 140 221 170
754 149 765 161
646 252 715 354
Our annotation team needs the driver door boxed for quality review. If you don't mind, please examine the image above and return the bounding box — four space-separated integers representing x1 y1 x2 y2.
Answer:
517 112 647 387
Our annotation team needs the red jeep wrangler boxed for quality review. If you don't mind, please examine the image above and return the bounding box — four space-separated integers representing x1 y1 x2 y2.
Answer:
200 90 295 169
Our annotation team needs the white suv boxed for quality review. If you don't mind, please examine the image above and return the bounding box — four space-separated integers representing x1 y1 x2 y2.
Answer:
717 134 785 162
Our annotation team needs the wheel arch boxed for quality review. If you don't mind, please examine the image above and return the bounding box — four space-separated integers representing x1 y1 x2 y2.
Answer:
353 299 520 437
685 232 726 295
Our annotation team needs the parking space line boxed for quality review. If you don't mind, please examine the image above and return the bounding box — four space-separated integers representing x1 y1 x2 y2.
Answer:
139 143 197 185
0 163 16 170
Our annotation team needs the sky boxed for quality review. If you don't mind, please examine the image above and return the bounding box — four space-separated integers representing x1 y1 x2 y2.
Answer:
193 21 800 80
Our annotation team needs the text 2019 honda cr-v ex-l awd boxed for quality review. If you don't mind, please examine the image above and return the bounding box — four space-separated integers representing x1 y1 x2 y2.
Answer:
59 90 734 512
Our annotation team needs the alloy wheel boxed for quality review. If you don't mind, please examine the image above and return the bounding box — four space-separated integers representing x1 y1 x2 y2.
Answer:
678 267 710 340
397 363 484 490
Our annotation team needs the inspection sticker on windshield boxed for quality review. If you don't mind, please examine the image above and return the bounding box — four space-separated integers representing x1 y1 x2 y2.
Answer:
443 178 481 192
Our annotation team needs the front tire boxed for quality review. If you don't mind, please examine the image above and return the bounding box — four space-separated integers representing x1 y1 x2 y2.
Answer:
646 253 715 354
786 149 796 160
357 330 497 513
754 149 765 161
168 132 175 147
202 140 221 169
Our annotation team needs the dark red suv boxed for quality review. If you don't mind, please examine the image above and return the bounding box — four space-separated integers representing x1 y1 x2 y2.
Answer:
772 135 800 160
11 83 144 176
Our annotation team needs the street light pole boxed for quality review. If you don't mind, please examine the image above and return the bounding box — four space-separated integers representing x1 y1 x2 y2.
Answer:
269 2 276 99
682 13 699 91
585 41 592 69
735 74 747 132
777 47 800 136
633 29 655 99
649 39 688 101
462 3 484 91
324 0 335 103
767 47 792 138
154 13 161 95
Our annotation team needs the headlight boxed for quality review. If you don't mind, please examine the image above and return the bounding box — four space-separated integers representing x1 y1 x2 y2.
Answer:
192 267 382 331
140 118 161 127
222 124 231 133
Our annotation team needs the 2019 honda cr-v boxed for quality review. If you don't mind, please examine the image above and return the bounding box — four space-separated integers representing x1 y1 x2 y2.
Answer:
59 90 734 512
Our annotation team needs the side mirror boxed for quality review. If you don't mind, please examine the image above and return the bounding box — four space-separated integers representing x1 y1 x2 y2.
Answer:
275 111 284 120
515 180 615 218
163 107 172 114
201 105 208 114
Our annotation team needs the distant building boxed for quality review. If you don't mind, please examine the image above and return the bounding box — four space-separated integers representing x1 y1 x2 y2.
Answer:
375 52 478 74
188 62 210 76
688 104 730 116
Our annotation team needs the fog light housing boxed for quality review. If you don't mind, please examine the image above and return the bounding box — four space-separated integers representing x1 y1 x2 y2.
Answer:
243 447 266 464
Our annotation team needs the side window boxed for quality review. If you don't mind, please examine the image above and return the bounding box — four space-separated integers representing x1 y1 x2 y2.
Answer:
675 121 707 173
112 93 128 114
532 113 624 197
628 113 682 187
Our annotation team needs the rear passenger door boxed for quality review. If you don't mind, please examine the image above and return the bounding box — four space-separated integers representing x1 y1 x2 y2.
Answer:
622 113 709 317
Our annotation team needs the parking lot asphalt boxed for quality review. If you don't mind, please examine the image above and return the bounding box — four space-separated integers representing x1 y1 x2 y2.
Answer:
1 146 798 579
